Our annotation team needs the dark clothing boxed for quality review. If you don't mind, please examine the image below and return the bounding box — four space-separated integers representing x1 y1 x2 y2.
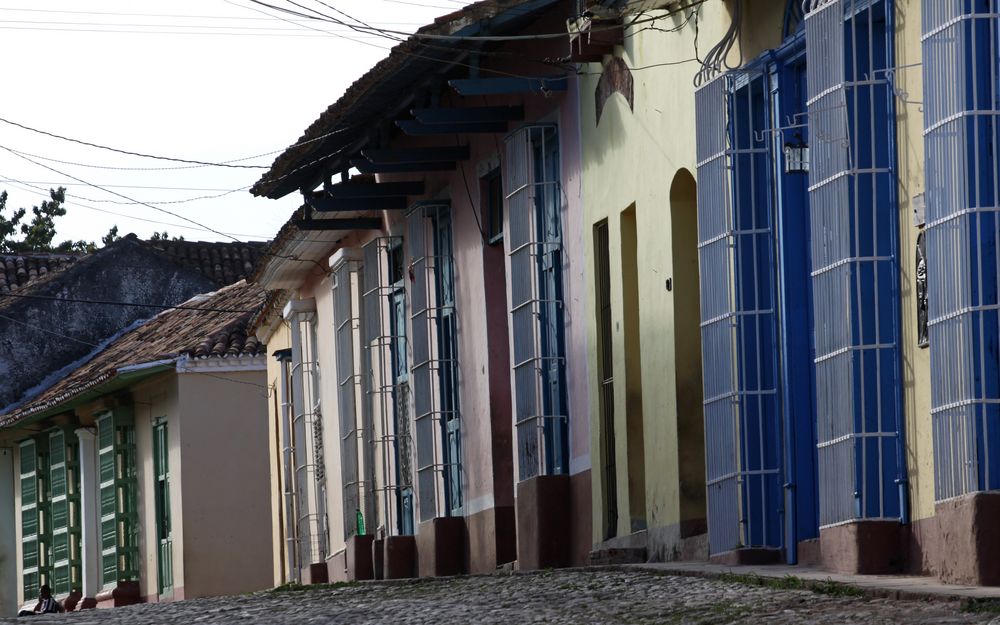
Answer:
18 597 63 616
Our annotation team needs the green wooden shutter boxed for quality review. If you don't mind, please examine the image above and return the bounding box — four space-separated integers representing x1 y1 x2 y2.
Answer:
19 439 41 599
153 420 172 594
97 409 138 589
47 428 80 596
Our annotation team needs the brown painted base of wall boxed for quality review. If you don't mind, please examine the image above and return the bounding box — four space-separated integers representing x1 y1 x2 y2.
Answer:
516 475 570 570
820 520 903 574
95 581 140 608
300 562 329 585
797 539 822 567
140 588 183 604
373 539 385 579
466 505 516 573
344 535 375 581
709 548 781 566
383 535 416 579
62 590 82 611
417 517 466 577
76 597 97 610
932 492 1000 585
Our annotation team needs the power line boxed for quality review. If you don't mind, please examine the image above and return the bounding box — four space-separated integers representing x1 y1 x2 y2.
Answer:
0 114 351 170
0 6 426 26
0 291 258 314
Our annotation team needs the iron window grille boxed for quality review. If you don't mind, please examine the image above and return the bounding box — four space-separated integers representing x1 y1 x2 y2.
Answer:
407 201 464 522
504 123 570 481
363 236 415 536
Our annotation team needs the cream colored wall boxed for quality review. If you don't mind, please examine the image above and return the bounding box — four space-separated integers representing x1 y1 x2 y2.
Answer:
261 321 291 586
580 3 785 543
305 276 349 568
130 374 182 601
176 368 273 598
894 0 934 521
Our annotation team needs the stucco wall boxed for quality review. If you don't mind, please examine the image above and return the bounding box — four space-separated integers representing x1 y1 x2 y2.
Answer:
578 3 784 545
131 374 183 601
176 368 273 598
894 0 934 522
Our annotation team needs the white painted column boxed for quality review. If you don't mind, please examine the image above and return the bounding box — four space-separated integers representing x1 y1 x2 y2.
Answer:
0 447 17 617
75 428 100 603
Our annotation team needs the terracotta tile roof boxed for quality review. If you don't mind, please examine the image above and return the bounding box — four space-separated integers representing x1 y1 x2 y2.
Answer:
143 238 268 286
0 253 81 294
250 0 558 199
0 280 266 426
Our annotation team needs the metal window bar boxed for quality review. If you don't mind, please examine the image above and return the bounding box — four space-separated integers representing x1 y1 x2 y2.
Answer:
363 236 415 536
695 70 784 555
153 420 172 595
277 356 299 582
504 123 570 481
333 255 376 539
805 0 903 526
408 202 463 522
923 1 1000 501
289 312 328 565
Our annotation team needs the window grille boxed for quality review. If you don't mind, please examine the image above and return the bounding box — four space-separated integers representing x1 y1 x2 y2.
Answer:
923 1 1000 500
504 124 569 481
408 202 463 522
288 310 328 564
805 0 903 525
695 72 784 555
96 409 138 590
363 236 415 536
332 252 376 539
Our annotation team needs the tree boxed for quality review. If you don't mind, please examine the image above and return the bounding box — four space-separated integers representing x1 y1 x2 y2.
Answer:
0 190 27 253
0 187 97 254
150 231 184 242
102 225 120 247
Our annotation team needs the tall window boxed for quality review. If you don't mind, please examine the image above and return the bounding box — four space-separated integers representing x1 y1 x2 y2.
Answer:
483 167 504 245
805 0 902 525
48 429 80 598
504 124 569 481
924 2 1000 499
363 236 414 536
594 219 617 539
19 438 45 600
408 202 463 522
153 419 172 595
96 409 138 590
332 252 375 539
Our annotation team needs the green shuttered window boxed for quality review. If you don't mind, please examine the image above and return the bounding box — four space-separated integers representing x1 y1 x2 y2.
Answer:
97 410 138 590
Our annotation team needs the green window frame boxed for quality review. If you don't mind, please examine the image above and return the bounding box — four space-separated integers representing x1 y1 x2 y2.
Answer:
19 438 47 600
97 409 138 590
47 428 81 597
152 419 172 595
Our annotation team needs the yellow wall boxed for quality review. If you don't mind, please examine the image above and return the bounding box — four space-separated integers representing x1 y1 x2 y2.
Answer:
260 320 291 586
894 0 934 521
579 3 790 550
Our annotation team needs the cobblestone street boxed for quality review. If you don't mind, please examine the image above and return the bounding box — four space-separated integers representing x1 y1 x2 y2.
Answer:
5 569 1000 624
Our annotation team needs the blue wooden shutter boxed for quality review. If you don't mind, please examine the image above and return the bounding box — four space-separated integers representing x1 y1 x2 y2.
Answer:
805 0 902 524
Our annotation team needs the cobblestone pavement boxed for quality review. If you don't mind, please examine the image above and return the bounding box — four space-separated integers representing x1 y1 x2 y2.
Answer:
5 569 1000 624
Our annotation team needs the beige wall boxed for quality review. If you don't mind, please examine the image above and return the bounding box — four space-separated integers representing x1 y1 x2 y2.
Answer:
580 3 785 547
174 367 272 598
131 374 183 601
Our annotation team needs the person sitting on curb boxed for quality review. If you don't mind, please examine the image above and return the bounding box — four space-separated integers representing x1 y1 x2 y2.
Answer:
18 585 64 617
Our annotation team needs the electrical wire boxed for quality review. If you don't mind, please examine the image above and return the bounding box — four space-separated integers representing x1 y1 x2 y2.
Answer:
0 291 258 313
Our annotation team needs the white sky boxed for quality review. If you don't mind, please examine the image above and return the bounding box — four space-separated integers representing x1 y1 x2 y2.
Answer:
0 0 460 245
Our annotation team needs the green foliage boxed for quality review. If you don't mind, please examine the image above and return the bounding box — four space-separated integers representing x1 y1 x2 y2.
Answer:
102 225 120 247
0 187 99 254
150 231 184 242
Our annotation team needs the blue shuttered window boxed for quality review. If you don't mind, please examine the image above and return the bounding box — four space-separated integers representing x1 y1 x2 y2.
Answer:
923 2 1000 500
695 72 784 555
805 0 903 526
